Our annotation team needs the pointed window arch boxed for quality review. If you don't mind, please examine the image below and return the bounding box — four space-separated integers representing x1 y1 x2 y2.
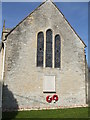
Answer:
37 32 44 67
55 34 61 68
46 29 52 67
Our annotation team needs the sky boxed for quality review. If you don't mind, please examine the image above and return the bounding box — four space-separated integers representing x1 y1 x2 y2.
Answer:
0 2 88 64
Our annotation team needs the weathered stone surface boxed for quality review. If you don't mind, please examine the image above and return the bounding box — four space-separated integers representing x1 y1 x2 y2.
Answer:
2 1 87 110
0 82 2 120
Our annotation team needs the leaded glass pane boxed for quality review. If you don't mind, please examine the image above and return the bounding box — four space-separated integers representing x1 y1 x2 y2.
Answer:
46 29 52 67
37 32 44 67
55 34 61 68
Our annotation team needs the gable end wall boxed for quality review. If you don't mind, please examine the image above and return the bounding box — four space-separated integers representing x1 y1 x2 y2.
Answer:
3 1 87 110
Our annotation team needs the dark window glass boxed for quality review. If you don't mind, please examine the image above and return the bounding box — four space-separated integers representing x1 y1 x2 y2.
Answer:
46 29 52 67
37 32 44 67
55 34 61 68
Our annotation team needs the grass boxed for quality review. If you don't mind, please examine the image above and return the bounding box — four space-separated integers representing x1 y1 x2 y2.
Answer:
2 107 89 119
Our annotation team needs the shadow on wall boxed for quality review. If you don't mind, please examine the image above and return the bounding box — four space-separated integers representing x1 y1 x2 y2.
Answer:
0 82 2 120
0 42 4 53
2 84 19 120
88 68 90 118
88 68 90 104
85 66 89 104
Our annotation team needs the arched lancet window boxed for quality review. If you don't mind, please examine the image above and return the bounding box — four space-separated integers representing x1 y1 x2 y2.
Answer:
55 34 61 68
37 32 44 67
46 29 52 67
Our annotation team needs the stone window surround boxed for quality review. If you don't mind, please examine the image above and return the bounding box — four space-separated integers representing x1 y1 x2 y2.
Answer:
37 29 61 69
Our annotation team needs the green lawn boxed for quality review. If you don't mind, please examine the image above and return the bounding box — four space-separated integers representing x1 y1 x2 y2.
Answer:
2 107 89 119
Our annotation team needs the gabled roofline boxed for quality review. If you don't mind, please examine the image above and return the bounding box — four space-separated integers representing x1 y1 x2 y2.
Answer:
5 1 45 38
51 1 86 48
5 0 86 48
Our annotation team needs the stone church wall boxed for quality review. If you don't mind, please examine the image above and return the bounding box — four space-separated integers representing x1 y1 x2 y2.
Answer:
2 1 87 110
0 48 2 119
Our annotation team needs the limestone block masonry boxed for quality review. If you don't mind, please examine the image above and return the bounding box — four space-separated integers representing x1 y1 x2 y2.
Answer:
2 1 87 111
